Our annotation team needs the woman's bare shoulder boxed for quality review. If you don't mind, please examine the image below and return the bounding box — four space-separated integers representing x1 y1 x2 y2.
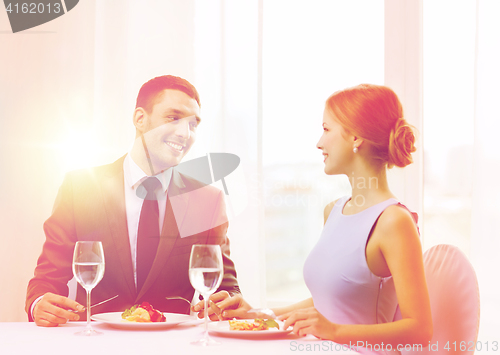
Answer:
375 204 420 249
378 204 416 229
323 199 339 224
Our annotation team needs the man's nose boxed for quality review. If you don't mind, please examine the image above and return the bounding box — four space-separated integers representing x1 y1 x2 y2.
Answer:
174 119 191 139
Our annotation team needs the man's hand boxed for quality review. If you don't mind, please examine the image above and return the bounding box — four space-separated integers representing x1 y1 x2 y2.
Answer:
191 291 253 320
33 292 85 327
191 291 230 320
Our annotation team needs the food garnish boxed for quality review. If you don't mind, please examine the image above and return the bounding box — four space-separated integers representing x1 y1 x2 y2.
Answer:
229 318 279 331
121 302 166 322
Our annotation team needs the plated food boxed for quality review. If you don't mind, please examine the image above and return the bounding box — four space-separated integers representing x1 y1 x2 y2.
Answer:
91 312 194 329
207 320 291 338
229 318 279 331
121 302 166 323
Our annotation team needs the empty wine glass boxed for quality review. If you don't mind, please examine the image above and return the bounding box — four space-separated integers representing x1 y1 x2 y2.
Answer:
72 241 105 336
188 244 223 346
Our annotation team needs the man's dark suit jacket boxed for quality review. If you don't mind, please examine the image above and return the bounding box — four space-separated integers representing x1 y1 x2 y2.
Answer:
26 156 240 320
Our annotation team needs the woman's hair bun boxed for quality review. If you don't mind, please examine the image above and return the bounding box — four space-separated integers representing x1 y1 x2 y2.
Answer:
388 117 417 168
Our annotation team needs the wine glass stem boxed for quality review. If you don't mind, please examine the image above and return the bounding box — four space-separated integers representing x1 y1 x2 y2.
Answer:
86 289 91 331
203 295 209 340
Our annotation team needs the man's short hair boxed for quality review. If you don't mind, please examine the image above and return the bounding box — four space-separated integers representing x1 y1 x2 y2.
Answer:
136 75 200 113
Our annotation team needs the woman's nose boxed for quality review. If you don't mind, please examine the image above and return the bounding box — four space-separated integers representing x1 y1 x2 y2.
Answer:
316 137 323 149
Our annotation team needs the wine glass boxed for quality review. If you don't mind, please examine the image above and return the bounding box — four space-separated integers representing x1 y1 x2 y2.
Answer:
72 241 105 336
188 244 223 346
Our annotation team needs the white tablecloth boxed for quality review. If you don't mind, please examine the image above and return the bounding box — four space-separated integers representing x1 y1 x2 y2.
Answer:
0 321 360 355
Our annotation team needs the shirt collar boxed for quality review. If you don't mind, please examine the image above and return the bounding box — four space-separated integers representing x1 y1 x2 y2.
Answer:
123 154 172 193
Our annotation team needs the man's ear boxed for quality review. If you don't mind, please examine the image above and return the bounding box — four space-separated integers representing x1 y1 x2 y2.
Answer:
133 107 148 134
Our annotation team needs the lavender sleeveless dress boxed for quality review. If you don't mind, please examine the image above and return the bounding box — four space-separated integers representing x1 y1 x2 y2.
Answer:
304 196 414 355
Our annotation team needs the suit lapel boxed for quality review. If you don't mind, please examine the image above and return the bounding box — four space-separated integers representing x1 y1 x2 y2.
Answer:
135 169 190 301
101 156 136 300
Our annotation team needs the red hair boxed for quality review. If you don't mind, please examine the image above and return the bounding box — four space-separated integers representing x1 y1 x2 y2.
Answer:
326 84 416 168
136 75 200 113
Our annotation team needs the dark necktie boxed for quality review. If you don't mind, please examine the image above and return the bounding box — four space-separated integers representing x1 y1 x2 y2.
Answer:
136 177 162 292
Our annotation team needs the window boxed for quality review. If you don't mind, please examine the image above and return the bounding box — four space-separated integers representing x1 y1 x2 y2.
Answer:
263 0 384 304
422 0 476 257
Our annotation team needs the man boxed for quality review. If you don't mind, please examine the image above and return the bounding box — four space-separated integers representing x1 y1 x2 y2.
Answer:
26 75 240 326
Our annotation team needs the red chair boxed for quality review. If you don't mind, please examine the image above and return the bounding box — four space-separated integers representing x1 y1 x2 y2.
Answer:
394 244 480 354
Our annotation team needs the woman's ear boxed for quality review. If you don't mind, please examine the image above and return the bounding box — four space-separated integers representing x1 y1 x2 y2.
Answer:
353 136 364 149
133 107 148 134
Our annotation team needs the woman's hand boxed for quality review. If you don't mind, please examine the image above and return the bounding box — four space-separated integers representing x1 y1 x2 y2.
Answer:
279 307 338 340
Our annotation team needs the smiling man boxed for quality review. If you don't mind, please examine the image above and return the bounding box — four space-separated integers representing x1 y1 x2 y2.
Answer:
26 75 240 327
131 83 201 175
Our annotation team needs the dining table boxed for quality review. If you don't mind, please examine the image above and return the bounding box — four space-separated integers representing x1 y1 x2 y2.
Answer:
0 319 361 355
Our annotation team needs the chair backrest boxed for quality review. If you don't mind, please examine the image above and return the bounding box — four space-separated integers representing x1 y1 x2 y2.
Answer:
394 244 480 355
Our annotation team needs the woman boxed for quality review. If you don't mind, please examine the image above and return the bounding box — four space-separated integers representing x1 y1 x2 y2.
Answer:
194 84 432 353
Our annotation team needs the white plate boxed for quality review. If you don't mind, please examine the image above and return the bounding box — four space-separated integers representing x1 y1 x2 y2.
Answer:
91 312 195 329
207 320 292 338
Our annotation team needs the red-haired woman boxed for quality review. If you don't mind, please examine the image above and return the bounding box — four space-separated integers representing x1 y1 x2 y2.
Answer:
194 84 432 354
